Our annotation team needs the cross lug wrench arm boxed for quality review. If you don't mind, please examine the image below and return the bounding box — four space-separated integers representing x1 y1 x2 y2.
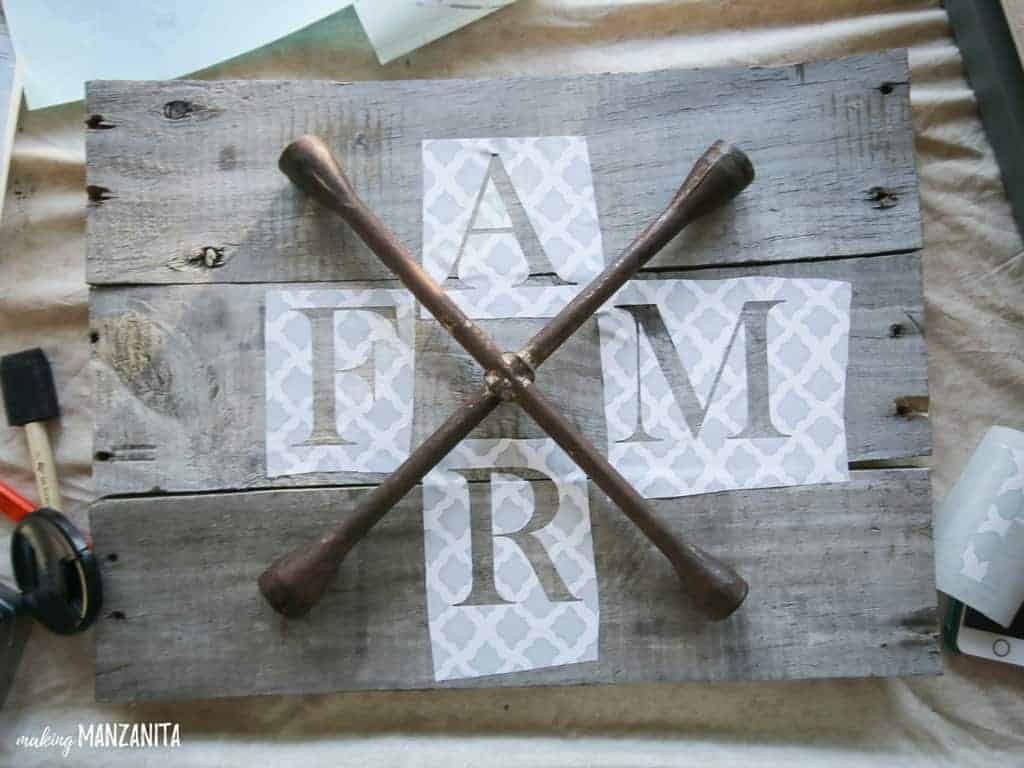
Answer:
263 135 755 620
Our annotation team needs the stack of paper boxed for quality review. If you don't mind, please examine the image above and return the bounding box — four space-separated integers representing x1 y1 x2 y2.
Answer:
0 3 21 220
3 0 515 110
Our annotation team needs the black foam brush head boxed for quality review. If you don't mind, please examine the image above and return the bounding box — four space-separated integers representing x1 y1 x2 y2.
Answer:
1 348 60 426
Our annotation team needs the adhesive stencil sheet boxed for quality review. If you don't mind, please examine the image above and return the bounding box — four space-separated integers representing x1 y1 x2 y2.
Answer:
265 288 415 477
422 439 599 681
597 277 852 498
936 426 1024 626
421 136 605 320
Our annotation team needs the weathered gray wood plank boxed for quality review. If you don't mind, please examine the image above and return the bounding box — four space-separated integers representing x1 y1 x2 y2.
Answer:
90 251 929 495
85 51 919 285
91 468 938 702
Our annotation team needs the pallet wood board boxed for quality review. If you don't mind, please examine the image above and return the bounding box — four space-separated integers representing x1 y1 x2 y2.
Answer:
85 51 919 285
90 252 928 495
86 50 937 701
92 468 938 702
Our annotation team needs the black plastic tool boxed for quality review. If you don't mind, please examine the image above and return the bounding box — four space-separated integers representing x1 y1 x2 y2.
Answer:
1 349 62 510
0 507 101 708
0 582 29 708
10 508 101 635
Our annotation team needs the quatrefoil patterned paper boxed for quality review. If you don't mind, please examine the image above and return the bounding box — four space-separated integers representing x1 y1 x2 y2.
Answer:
422 439 600 681
421 137 605 319
597 277 853 498
264 288 415 477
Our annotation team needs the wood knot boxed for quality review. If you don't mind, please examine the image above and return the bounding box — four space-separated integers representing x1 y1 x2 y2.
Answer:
168 246 231 272
163 100 198 120
196 246 226 268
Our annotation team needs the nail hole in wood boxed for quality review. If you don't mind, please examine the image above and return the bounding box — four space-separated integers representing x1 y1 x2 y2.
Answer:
866 186 898 209
894 396 928 419
889 323 903 337
878 82 894 95
89 330 100 343
85 114 116 129
218 145 238 171
87 185 113 204
107 553 119 563
109 610 126 620
95 450 113 462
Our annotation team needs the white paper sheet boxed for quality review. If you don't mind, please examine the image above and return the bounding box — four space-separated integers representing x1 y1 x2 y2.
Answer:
4 1 517 109
0 6 21 220
355 1 517 64
1 1 354 109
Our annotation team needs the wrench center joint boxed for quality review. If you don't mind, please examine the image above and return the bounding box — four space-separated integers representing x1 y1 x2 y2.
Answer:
485 352 535 401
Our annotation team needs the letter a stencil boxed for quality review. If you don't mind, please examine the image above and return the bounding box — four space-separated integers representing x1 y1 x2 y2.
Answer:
422 438 599 681
421 137 606 319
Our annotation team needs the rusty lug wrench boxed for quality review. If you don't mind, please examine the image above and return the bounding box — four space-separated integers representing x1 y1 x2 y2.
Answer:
260 135 754 621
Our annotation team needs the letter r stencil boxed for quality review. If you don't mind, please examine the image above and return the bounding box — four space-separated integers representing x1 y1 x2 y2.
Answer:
422 438 600 681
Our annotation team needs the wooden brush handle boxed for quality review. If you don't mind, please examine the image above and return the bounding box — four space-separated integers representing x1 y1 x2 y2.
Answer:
24 422 60 511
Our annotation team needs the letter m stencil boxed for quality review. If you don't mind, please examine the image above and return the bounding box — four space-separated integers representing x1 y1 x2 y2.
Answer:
597 276 853 499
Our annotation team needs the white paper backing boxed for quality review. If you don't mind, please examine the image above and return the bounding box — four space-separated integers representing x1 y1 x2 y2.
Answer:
597 277 853 498
421 136 605 319
264 288 415 477
422 439 599 681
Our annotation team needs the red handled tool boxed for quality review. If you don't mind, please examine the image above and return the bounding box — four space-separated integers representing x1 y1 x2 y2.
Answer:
0 478 101 636
0 479 35 523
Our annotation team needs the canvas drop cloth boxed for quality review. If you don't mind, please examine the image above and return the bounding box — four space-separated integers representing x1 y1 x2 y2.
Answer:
1 1 1022 765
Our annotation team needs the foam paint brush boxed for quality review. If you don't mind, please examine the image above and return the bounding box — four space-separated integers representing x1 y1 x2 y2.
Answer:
1 348 62 511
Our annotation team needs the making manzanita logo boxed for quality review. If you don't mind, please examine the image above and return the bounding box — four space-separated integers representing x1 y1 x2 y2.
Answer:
16 722 181 758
